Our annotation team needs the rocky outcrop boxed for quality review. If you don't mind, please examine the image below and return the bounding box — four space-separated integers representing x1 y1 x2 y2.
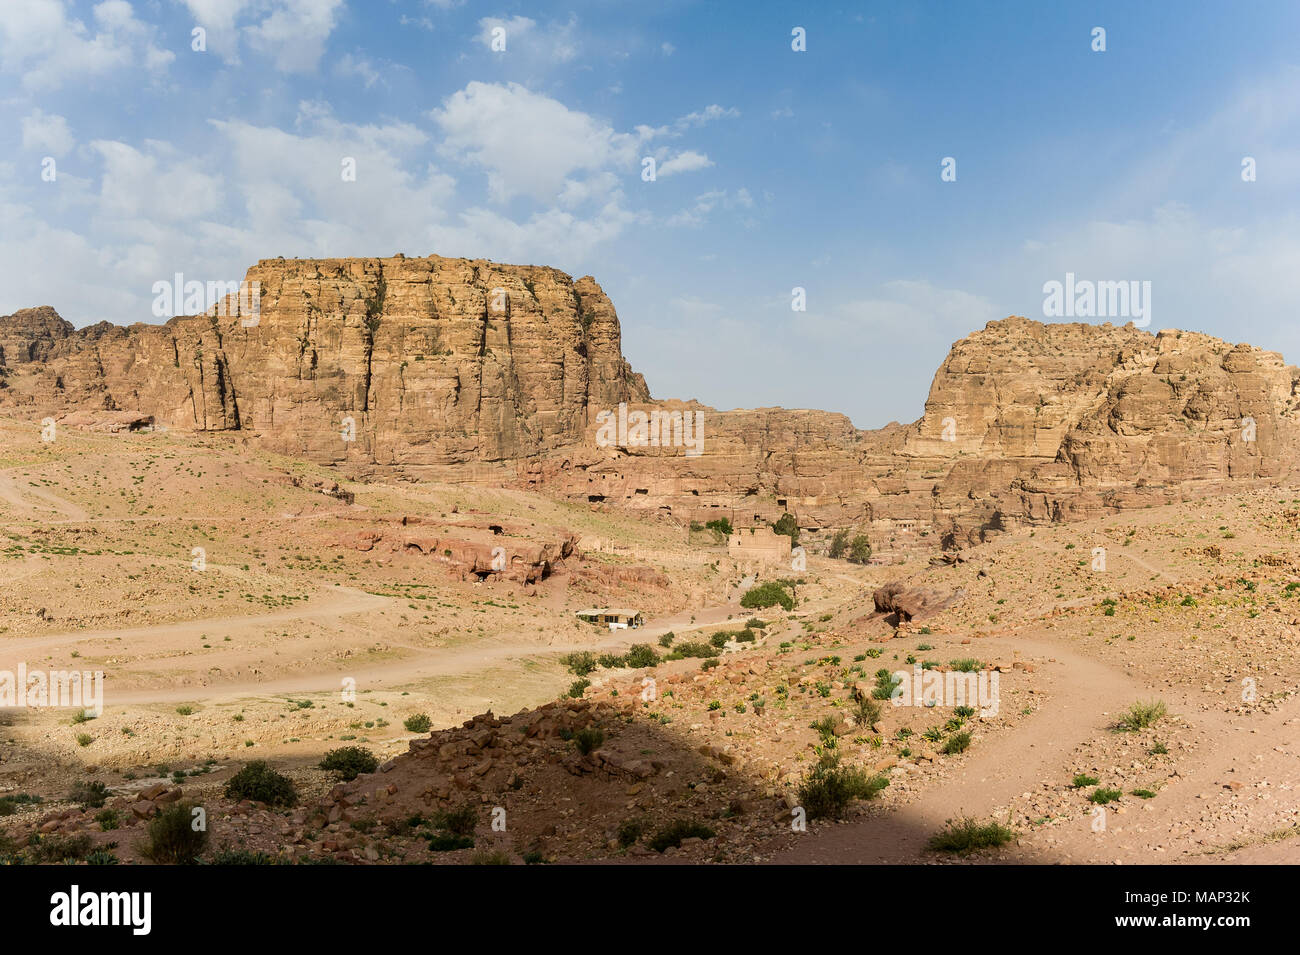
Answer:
0 255 648 466
872 582 964 621
4 259 1299 549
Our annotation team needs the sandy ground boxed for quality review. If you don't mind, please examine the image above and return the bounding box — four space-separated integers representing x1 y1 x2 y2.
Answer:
1 416 1297 864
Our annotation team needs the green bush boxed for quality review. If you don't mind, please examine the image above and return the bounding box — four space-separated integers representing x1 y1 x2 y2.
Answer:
703 518 733 538
1115 700 1167 732
740 581 795 611
942 731 972 755
797 753 889 820
666 641 718 659
139 802 208 864
851 696 882 728
848 535 872 564
30 833 95 863
771 513 799 545
573 727 605 755
560 651 597 676
616 818 645 848
224 760 298 807
403 713 433 733
319 746 379 781
430 804 479 836
624 644 659 668
1089 787 1123 805
1071 773 1100 788
927 817 1015 853
648 819 715 853
567 678 590 698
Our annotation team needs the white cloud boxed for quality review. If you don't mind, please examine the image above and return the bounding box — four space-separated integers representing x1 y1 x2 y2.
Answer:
21 109 75 156
179 0 343 71
244 0 344 73
657 151 713 178
334 52 382 88
0 0 174 91
431 82 638 204
666 188 753 227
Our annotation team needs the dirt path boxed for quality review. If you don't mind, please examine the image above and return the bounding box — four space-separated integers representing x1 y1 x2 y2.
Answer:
0 473 88 521
768 633 1146 864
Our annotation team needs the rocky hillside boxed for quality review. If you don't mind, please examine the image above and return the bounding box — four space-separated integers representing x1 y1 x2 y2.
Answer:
3 258 1298 547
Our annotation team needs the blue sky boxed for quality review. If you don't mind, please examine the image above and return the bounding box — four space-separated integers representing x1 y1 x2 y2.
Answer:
3 1 1299 428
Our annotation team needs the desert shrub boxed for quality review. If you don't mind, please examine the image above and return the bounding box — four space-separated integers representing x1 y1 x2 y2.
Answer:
139 803 208 864
560 651 597 676
470 849 511 865
430 804 478 836
740 581 795 611
1115 700 1167 732
69 781 109 809
426 832 473 851
1089 787 1123 805
810 716 839 743
872 668 901 700
573 727 605 755
797 753 889 820
624 644 659 668
203 848 287 865
403 713 432 733
704 518 733 538
319 746 379 781
848 535 872 563
709 631 730 648
658 631 675 647
667 641 718 659
616 818 645 848
597 652 626 668
224 760 298 807
1071 773 1100 788
567 679 589 698
95 808 120 831
648 819 715 853
0 793 41 817
949 658 982 673
927 817 1015 853
30 833 95 863
851 696 882 728
942 731 972 755
84 849 119 865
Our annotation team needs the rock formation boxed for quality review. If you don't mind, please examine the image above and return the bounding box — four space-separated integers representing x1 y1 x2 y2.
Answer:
3 257 1298 548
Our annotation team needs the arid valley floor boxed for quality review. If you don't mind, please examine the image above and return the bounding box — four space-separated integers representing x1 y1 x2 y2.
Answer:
1 413 1298 865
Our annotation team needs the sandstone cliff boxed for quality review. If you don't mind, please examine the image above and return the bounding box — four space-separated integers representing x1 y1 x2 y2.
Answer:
3 257 1298 548
0 255 648 468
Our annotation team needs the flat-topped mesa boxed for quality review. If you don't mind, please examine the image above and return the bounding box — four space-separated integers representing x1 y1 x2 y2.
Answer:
0 254 649 466
3 264 1298 549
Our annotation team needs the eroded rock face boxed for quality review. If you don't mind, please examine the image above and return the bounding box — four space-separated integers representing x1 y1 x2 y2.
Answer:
4 260 1299 548
0 255 649 466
